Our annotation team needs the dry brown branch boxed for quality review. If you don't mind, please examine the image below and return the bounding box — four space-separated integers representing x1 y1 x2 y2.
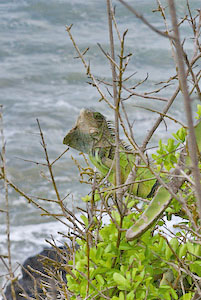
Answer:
65 24 115 110
118 0 175 39
106 0 122 212
117 2 201 151
141 49 200 150
161 235 201 295
36 119 86 237
183 50 201 101
0 109 16 300
6 178 84 237
133 104 187 128
122 84 169 102
168 0 201 221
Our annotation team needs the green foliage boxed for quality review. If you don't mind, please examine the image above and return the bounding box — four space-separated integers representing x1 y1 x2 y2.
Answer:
67 211 201 299
66 113 201 299
152 127 187 172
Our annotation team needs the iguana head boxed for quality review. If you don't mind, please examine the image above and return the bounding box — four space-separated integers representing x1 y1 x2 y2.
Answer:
63 109 114 154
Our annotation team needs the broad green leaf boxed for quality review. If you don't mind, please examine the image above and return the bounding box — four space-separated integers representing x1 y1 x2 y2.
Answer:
127 291 134 300
170 287 178 299
132 268 137 280
179 293 193 300
119 242 133 250
119 291 124 300
96 274 104 285
170 238 179 252
127 200 135 209
190 261 201 277
178 244 187 259
80 214 88 226
113 273 130 290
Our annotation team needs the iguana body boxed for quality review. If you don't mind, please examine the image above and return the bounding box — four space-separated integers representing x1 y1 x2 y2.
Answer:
63 109 201 240
63 109 157 198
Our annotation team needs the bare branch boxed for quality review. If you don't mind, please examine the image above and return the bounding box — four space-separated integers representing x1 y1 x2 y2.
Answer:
0 108 16 300
65 25 115 110
106 0 122 211
168 0 201 220
118 0 175 39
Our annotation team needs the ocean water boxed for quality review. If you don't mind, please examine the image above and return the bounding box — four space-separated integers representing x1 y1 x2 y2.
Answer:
0 0 200 286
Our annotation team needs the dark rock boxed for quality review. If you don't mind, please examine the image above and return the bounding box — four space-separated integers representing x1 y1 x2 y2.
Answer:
4 247 68 300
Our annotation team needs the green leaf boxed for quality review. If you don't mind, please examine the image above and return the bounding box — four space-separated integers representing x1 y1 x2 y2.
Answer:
158 236 165 250
127 200 135 209
178 244 187 259
94 191 101 202
132 268 137 280
127 291 134 300
81 195 91 202
167 138 175 152
80 214 88 226
157 220 165 226
119 242 133 250
194 244 201 257
186 241 194 254
190 261 201 276
165 245 173 260
170 287 178 299
177 127 186 142
113 273 131 290
96 274 105 285
119 291 124 300
165 238 179 260
179 293 193 300
170 238 179 252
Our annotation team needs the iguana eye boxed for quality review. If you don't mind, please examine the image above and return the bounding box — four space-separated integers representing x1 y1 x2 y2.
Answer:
94 112 103 120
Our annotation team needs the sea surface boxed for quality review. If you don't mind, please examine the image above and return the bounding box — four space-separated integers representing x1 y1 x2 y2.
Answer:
0 0 200 286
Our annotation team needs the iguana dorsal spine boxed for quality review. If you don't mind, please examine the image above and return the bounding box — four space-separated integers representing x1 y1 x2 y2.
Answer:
63 109 157 199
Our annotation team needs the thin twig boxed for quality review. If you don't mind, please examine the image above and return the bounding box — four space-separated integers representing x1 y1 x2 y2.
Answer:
133 104 187 128
65 25 115 110
118 0 175 40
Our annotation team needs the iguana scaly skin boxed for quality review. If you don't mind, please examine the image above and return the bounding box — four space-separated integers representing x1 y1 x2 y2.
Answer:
63 109 157 198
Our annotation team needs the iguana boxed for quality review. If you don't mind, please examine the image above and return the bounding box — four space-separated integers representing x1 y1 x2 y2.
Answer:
63 108 157 198
63 108 201 240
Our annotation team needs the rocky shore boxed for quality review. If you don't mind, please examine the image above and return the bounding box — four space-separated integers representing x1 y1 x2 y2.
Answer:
4 247 67 300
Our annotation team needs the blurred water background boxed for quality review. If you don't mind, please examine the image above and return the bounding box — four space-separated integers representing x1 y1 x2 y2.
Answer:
0 0 200 285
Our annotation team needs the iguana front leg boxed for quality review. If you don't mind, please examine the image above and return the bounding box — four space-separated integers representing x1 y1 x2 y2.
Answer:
126 119 201 241
126 160 186 240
